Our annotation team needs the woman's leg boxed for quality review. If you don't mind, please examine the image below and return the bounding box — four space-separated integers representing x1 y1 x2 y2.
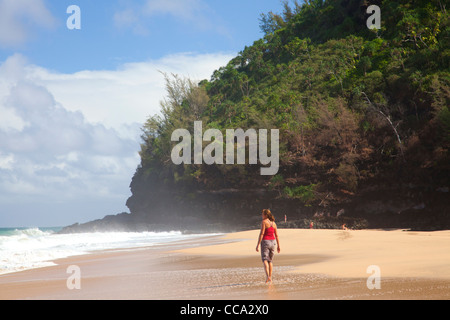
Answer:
268 262 273 283
263 260 270 283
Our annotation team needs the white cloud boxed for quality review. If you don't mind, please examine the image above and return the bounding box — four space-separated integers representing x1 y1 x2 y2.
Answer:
0 0 56 47
0 152 14 170
0 51 232 225
28 52 234 133
0 55 139 205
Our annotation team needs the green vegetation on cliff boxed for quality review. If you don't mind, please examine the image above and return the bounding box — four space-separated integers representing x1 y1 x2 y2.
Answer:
127 0 449 230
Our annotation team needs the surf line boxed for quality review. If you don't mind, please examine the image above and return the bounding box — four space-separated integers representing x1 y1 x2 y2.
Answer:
171 121 279 176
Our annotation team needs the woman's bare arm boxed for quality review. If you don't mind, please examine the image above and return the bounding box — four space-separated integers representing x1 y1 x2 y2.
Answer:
256 222 266 252
274 223 281 253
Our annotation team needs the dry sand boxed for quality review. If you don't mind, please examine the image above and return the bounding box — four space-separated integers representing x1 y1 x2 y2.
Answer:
0 229 449 300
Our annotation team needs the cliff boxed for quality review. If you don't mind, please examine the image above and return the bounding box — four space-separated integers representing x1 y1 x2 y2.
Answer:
60 0 450 234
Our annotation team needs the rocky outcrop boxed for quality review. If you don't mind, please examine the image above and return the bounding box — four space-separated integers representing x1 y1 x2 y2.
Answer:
58 179 450 234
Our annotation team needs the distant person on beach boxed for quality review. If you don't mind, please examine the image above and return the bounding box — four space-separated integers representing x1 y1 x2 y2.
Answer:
256 209 280 284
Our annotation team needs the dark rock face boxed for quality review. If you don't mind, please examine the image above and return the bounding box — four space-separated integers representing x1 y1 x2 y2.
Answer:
59 180 449 234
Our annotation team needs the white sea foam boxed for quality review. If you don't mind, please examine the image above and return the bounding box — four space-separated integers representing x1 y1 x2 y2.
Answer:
0 227 216 275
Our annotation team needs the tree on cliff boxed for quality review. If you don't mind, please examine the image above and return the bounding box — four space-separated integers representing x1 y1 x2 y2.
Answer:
129 0 449 227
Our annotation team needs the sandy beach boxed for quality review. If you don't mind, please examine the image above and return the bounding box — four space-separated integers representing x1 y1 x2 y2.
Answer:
0 228 449 300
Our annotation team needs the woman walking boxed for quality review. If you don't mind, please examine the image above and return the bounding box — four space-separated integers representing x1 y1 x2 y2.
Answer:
256 209 280 284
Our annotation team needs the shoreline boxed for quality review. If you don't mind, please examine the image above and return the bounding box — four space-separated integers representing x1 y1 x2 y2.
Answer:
1 229 449 300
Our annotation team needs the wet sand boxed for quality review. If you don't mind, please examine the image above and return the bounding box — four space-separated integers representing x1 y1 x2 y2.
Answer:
0 229 449 300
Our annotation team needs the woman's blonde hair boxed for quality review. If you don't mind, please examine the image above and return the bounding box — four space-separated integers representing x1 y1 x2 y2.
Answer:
262 209 275 221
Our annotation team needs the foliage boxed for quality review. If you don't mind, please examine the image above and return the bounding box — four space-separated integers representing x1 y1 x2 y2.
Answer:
283 183 318 205
134 0 449 206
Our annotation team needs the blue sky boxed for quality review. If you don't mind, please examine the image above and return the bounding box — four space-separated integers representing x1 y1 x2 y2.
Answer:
1 0 285 73
0 0 287 227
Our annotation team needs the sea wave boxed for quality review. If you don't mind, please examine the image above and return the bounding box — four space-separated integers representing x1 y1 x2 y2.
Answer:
0 227 212 275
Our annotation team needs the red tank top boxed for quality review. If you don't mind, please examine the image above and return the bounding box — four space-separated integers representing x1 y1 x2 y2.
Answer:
263 221 275 240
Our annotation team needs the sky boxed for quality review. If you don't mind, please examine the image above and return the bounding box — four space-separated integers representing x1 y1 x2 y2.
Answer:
0 0 287 227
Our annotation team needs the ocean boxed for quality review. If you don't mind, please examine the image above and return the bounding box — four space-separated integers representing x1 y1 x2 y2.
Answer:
0 227 218 275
